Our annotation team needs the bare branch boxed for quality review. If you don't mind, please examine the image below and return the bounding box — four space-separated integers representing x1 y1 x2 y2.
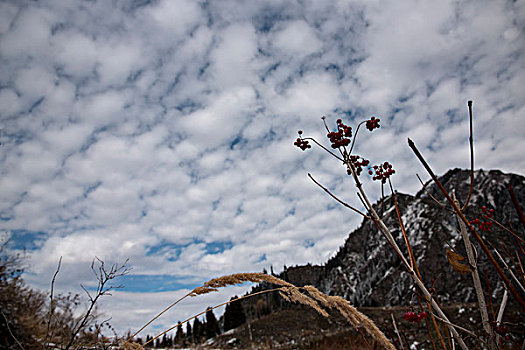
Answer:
1 310 25 350
308 173 371 219
45 256 62 346
416 173 451 211
461 101 475 211
390 313 406 350
64 258 130 350
508 183 525 229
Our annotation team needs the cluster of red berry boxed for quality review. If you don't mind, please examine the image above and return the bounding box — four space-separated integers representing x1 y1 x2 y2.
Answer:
469 206 494 232
347 155 370 176
366 116 380 131
369 161 395 184
494 324 511 342
327 119 353 149
294 131 311 151
403 311 428 323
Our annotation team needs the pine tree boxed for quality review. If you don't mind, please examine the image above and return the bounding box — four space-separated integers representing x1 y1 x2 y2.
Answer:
205 307 220 339
186 322 192 343
145 335 152 348
223 296 246 331
175 322 184 344
192 318 202 343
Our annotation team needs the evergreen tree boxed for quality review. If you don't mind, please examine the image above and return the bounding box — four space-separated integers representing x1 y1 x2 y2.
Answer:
193 318 203 343
160 334 168 348
186 322 192 343
223 296 246 331
145 335 152 348
175 322 184 344
205 307 220 339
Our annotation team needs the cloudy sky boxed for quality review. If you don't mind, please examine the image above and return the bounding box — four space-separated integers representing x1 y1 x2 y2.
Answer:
1 0 524 337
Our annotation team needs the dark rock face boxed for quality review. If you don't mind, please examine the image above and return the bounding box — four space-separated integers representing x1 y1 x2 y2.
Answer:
317 168 525 306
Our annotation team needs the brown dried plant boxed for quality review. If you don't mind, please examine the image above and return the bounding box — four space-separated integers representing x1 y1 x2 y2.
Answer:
128 273 395 350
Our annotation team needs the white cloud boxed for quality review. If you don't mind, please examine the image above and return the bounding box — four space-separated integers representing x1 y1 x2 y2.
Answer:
273 20 323 57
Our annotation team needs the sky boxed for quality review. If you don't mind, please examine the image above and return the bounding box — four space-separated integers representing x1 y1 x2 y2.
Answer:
1 0 524 338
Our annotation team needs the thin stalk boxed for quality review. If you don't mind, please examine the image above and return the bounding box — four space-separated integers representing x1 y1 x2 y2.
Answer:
303 137 344 162
308 173 371 219
508 183 525 229
490 244 525 294
391 313 407 350
461 101 474 211
416 174 450 211
390 180 446 349
45 256 62 346
130 291 193 340
495 289 508 345
455 198 496 349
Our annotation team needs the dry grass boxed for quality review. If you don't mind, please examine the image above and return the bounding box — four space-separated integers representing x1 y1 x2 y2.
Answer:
128 273 395 350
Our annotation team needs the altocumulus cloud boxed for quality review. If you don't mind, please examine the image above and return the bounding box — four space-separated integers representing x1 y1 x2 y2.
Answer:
0 0 524 336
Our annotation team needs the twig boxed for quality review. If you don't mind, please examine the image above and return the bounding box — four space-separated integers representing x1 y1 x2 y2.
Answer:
431 313 485 345
308 173 371 219
1 310 25 350
508 183 525 229
130 291 194 339
45 256 62 346
485 216 525 245
389 180 414 270
65 258 129 350
489 243 525 294
495 289 508 344
408 137 525 313
415 174 450 211
391 313 406 350
349 120 366 155
461 101 475 211
302 137 344 162
454 194 494 347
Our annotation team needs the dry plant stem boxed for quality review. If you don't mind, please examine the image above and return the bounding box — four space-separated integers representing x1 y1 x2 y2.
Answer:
390 180 444 350
431 313 486 345
416 173 449 211
391 313 406 350
493 300 511 347
454 197 494 341
308 173 371 219
346 161 469 350
508 183 525 229
408 137 525 313
65 258 129 350
516 252 525 287
461 101 475 211
1 310 24 350
130 291 193 340
486 216 525 245
143 288 284 347
495 289 508 344
45 256 62 346
303 137 344 162
490 244 525 294
416 295 438 350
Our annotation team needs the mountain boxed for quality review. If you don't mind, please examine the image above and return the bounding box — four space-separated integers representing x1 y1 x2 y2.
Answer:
318 168 525 306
